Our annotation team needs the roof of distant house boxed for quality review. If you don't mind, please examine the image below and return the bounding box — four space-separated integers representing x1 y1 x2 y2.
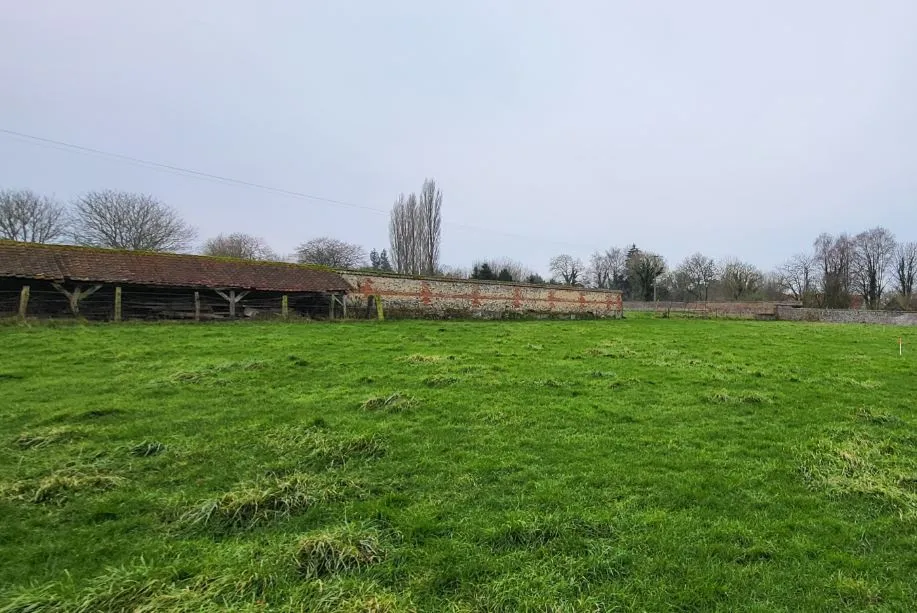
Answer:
0 241 351 293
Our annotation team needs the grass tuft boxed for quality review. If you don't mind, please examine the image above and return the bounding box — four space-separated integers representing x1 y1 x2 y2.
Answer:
13 427 81 450
422 374 459 387
180 472 342 531
129 441 167 457
294 523 385 578
3 470 124 504
361 393 417 412
401 354 445 364
487 517 563 551
169 360 267 383
800 432 917 517
854 408 902 426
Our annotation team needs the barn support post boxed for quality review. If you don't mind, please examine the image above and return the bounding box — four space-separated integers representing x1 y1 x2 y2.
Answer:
52 283 103 316
329 294 335 320
114 286 122 322
281 294 289 319
194 291 201 321
342 294 347 319
214 289 250 319
18 285 30 319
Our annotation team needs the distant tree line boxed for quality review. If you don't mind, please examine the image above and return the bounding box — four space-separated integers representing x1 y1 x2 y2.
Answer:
4 185 915 310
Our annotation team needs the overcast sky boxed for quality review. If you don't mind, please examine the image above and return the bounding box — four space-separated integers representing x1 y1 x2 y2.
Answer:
2 1 916 274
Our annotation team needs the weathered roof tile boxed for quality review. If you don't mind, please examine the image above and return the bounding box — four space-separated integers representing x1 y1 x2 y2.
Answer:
0 242 351 293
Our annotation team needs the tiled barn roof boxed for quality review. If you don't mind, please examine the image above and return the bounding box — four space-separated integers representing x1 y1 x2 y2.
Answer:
0 241 351 293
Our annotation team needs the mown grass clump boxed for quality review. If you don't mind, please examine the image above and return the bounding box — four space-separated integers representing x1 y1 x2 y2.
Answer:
486 516 564 551
275 429 387 468
361 393 417 412
294 523 385 578
422 375 459 387
129 441 166 457
2 469 124 504
854 407 902 426
13 427 82 450
180 472 344 531
401 354 445 364
168 359 267 384
800 431 917 518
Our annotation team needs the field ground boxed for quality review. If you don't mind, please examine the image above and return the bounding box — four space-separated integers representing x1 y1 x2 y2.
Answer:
1 317 916 612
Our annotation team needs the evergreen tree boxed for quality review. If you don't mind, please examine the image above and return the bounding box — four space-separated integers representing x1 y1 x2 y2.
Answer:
497 268 513 281
378 249 393 271
472 263 497 280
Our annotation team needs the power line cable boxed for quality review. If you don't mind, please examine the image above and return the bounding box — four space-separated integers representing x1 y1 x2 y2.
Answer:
0 127 600 251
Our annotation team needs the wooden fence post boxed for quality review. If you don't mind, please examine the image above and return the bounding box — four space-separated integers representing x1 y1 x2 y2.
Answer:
281 294 289 319
194 291 201 322
329 294 335 320
229 290 236 318
18 285 30 319
114 286 122 322
375 295 384 321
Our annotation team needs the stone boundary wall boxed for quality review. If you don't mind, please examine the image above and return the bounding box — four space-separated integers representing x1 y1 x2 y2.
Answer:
626 301 786 317
339 272 623 319
776 305 917 326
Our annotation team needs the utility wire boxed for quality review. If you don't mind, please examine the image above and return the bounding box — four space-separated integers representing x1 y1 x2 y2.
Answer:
0 127 598 250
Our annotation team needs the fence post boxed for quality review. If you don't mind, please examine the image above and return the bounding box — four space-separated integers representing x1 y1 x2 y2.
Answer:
114 286 122 322
281 294 289 319
18 285 30 319
194 291 200 322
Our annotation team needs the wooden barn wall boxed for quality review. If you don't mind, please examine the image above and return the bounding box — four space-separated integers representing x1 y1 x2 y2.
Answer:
0 278 332 320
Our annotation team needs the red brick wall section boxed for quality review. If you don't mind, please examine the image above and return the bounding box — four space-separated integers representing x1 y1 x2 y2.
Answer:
339 273 623 319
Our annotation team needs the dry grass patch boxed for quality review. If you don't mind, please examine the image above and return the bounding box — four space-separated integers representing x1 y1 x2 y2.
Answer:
13 427 82 450
268 429 387 468
169 360 268 384
401 354 447 364
295 523 385 578
129 441 167 457
361 393 417 412
800 432 917 518
3 469 124 504
180 472 345 531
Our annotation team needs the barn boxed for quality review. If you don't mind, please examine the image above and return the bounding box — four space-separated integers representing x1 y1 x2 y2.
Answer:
0 241 352 320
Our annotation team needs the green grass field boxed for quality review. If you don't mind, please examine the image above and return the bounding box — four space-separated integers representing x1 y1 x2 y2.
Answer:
1 318 916 612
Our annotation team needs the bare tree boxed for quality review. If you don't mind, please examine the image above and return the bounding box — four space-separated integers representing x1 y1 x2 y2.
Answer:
588 251 612 288
418 179 442 274
295 237 366 268
202 233 277 260
775 252 816 301
588 247 628 289
70 190 196 251
627 251 666 300
720 259 763 300
0 189 68 243
549 254 585 285
389 178 443 275
813 232 854 308
853 227 896 309
676 253 717 301
893 241 917 301
438 265 470 279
